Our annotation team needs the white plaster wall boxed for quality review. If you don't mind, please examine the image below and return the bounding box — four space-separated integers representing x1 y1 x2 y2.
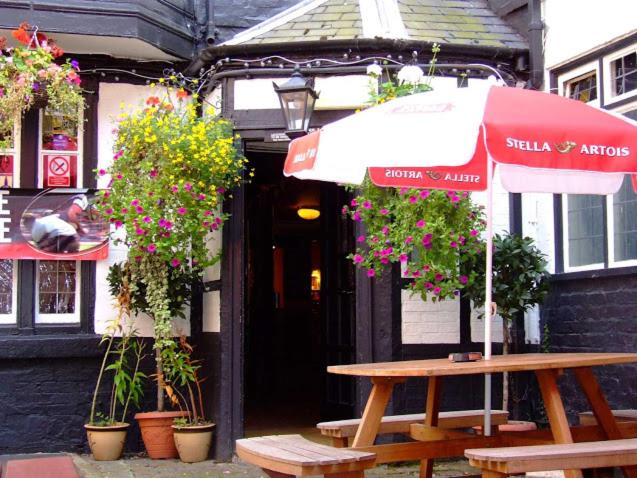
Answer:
543 0 637 70
470 307 504 344
94 83 189 336
402 291 460 344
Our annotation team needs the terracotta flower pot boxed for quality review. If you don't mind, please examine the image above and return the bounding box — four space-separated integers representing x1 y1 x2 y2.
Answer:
135 411 189 459
172 423 215 463
84 422 129 461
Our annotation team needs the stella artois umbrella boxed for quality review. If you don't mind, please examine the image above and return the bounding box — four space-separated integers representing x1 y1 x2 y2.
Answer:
283 83 637 432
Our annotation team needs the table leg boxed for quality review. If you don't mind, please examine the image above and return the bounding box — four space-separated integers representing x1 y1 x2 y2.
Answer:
535 369 583 478
574 367 637 478
420 376 442 478
351 377 401 448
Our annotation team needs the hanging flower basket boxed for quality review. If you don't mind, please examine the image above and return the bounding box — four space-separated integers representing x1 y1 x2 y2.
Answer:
0 22 84 149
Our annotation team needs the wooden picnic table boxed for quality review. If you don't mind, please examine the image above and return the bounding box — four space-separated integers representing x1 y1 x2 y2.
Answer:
328 353 637 478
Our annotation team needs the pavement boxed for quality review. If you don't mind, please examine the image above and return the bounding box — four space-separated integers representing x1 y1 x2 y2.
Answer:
69 455 480 478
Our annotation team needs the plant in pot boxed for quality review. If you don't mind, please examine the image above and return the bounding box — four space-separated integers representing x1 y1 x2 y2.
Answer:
464 232 550 411
0 22 84 149
163 336 214 463
97 81 248 458
85 303 146 461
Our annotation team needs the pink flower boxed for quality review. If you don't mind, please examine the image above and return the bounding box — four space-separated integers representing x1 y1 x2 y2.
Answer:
135 206 144 214
425 282 434 289
399 188 408 196
198 194 206 200
184 183 192 191
116 174 123 180
380 258 389 264
135 227 145 235
450 241 458 248
171 185 178 193
143 216 152 224
382 226 389 235
353 211 361 222
103 191 111 198
433 287 442 295
399 254 408 262
405 236 413 245
357 235 366 243
409 196 417 204
104 208 113 215
367 269 376 277
351 199 358 207
459 275 468 284
416 220 426 228
170 258 181 267
147 244 157 253
211 223 219 230
217 187 225 194
423 265 430 272
98 169 106 176
435 273 444 281
204 210 212 216
380 208 389 215
149 169 158 178
470 229 478 237
363 201 372 209
130 199 140 206
121 208 128 214
353 254 364 264
114 220 123 228
178 207 187 215
420 190 430 199
413 270 421 277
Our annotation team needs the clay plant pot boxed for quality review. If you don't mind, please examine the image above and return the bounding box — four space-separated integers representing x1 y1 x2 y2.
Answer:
172 423 215 463
84 422 129 461
135 411 189 459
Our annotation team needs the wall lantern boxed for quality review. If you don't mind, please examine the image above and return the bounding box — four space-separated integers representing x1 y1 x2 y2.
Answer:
273 65 319 139
297 207 320 221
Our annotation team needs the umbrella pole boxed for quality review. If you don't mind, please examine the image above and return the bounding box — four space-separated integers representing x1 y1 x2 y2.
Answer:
483 153 494 436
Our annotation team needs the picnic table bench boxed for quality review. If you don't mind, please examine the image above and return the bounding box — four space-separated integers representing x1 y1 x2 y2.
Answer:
465 438 637 478
236 434 376 478
317 409 509 447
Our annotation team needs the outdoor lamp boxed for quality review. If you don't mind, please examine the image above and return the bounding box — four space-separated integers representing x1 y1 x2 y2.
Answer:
273 65 319 139
297 207 320 220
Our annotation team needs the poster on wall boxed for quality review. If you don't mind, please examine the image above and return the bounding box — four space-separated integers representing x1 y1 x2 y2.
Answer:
43 154 77 188
0 188 108 260
0 154 13 187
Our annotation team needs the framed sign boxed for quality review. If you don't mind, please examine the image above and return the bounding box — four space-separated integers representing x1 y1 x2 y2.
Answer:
43 154 77 188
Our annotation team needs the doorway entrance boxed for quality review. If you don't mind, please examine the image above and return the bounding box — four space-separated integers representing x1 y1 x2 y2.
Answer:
243 151 355 438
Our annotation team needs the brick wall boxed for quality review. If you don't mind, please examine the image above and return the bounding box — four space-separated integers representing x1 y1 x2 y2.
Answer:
542 272 637 422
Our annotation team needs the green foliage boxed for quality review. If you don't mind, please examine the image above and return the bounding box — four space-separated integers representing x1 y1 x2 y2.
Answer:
344 180 485 301
88 319 147 426
465 233 550 322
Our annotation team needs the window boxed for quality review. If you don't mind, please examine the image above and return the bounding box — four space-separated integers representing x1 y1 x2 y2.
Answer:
36 260 80 323
0 260 17 324
611 51 637 97
566 72 598 103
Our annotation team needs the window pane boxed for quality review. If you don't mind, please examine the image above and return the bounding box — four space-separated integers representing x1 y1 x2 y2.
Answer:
567 194 604 267
38 260 77 315
613 52 637 96
0 260 13 314
613 176 637 262
567 72 597 102
41 109 78 151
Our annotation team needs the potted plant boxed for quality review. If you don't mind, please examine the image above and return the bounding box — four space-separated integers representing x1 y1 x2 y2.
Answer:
163 336 214 463
97 80 247 458
0 22 84 149
85 304 146 461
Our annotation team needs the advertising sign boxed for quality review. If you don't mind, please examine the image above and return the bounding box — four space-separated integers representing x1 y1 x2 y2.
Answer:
0 154 13 187
0 188 108 260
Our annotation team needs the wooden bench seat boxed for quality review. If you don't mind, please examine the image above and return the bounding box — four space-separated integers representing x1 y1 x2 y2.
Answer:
236 434 376 478
317 409 509 447
579 409 637 426
465 438 637 478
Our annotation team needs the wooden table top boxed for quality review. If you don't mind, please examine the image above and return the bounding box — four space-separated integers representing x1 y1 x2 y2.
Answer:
327 353 637 377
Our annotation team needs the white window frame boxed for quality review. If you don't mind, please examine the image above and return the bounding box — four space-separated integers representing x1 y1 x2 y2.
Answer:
558 61 600 107
35 260 81 324
37 108 84 189
607 176 637 269
603 43 637 106
561 194 605 273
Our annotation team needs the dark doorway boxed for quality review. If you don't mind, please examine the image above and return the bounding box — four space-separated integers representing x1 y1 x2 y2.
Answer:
243 151 355 437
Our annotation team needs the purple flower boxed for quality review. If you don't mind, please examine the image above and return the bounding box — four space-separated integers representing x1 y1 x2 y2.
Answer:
147 244 157 253
170 258 181 267
367 269 375 277
178 207 187 215
353 211 361 222
454 290 460 296
217 187 225 194
71 60 80 70
416 220 426 228
353 254 363 264
459 275 468 285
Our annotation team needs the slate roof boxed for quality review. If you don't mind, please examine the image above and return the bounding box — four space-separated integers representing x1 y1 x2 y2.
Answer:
223 0 528 50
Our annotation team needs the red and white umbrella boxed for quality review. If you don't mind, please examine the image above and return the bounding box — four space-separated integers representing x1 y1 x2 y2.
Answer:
283 83 637 430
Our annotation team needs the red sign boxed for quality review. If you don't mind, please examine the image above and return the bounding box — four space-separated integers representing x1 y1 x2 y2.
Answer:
0 154 13 187
44 154 77 188
283 131 320 175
